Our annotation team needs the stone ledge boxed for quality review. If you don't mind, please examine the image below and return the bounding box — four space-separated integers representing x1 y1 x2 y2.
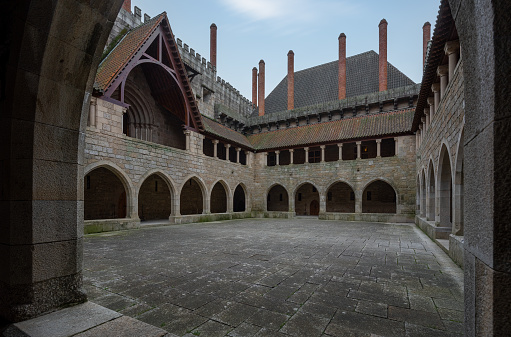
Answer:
84 218 140 234
321 212 414 223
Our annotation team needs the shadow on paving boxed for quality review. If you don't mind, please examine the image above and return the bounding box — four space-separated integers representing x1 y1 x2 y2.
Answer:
83 218 464 337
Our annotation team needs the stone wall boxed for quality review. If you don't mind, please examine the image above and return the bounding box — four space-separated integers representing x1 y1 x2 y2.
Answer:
253 135 417 223
415 59 465 265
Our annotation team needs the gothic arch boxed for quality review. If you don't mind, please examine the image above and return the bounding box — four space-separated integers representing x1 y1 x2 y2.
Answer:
361 179 397 214
266 183 290 212
210 179 231 214
437 143 453 228
325 180 356 213
427 159 436 221
233 183 248 212
179 175 207 215
137 170 175 220
453 128 464 235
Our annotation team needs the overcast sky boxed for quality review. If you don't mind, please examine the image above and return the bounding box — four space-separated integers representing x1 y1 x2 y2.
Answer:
131 0 440 100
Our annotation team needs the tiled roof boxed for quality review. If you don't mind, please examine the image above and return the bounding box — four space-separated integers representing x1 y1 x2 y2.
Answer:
202 116 253 149
259 51 415 116
246 109 414 151
95 14 165 92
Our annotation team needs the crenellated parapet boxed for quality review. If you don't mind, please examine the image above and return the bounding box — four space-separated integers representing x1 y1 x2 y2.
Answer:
176 38 254 120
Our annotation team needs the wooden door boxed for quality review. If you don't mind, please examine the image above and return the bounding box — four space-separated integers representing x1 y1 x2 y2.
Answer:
310 200 319 216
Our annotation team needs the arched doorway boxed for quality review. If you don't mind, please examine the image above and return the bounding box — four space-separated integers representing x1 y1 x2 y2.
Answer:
427 161 436 221
210 182 227 213
326 182 355 213
85 167 128 219
362 180 396 213
180 178 204 215
233 184 246 212
438 145 453 228
267 185 289 211
310 200 320 215
138 174 172 221
295 183 320 215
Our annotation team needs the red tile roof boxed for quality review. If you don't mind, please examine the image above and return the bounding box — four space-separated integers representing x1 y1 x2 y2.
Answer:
95 14 165 92
202 117 253 149
247 109 414 150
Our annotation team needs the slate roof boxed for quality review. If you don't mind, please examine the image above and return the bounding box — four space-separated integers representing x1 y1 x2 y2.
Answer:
246 109 414 151
260 51 415 116
95 14 165 92
202 116 253 149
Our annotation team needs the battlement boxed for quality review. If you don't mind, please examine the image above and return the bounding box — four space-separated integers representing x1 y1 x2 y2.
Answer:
175 37 254 120
106 5 152 51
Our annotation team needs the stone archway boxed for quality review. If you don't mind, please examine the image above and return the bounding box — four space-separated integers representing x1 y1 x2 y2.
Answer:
438 144 452 228
294 183 320 216
362 180 396 214
233 184 246 212
267 185 289 212
453 131 464 235
326 181 355 213
1 0 124 322
138 174 172 221
85 167 128 219
210 181 227 214
180 178 205 215
427 161 436 221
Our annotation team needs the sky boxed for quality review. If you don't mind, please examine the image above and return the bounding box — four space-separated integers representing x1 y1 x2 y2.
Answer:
131 0 440 100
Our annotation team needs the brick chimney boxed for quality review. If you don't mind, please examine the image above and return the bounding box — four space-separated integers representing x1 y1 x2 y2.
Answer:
252 67 258 107
258 60 265 116
122 0 131 12
210 23 217 68
423 22 431 68
338 33 347 100
287 50 294 110
379 19 388 92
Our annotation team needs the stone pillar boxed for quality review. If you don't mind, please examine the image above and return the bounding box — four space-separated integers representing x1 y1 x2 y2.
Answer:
264 152 268 166
89 99 97 127
394 137 399 156
445 40 460 81
184 130 191 151
225 144 231 161
213 139 219 158
289 149 294 164
245 151 252 168
275 150 280 166
356 141 361 159
432 83 440 113
320 145 325 162
304 147 309 163
355 191 362 213
418 126 423 149
319 195 326 215
437 65 449 99
236 147 241 163
376 139 382 158
421 117 427 135
338 143 343 161
416 132 420 151
427 97 435 120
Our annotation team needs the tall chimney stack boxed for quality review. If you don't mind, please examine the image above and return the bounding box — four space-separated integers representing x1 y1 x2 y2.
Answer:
210 23 217 68
252 67 258 107
122 0 131 12
287 50 295 110
338 33 347 100
258 60 265 116
423 22 431 68
378 19 388 92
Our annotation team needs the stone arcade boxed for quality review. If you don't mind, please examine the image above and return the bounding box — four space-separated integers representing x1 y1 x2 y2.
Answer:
1 0 510 335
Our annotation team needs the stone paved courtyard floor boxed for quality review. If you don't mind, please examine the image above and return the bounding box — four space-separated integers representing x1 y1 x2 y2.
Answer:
83 218 464 337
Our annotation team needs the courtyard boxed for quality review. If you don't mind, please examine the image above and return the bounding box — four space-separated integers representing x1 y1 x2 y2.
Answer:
83 219 464 336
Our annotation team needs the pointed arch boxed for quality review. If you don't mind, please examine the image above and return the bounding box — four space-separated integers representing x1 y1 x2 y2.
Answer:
427 159 436 221
180 176 206 215
421 168 427 217
233 183 248 212
453 128 464 235
294 182 320 216
84 162 134 220
437 143 453 228
210 180 230 214
137 170 175 220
